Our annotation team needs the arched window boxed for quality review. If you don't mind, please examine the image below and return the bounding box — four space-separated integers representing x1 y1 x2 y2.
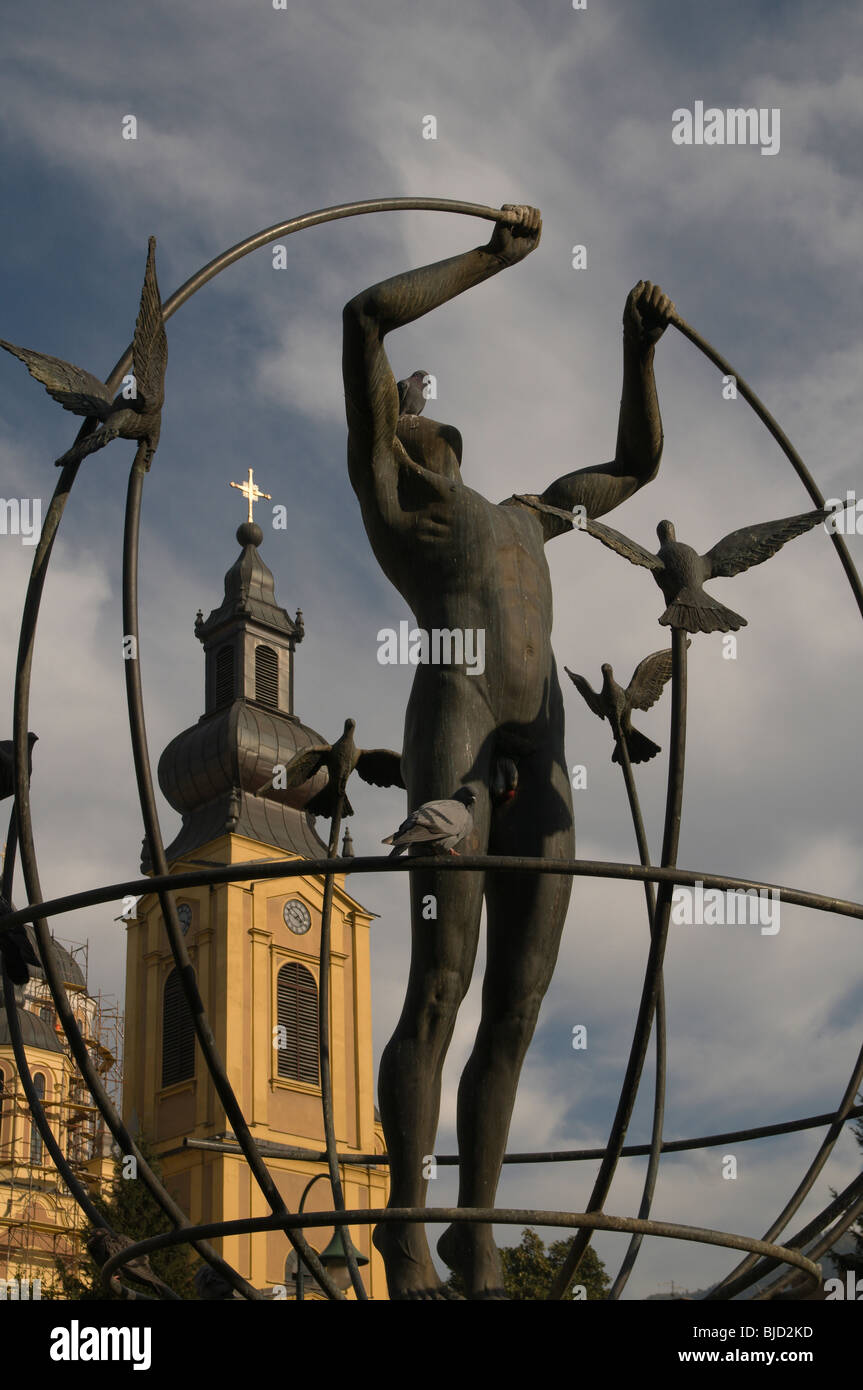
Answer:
276 963 319 1084
215 644 235 708
30 1073 45 1165
255 645 279 710
161 969 196 1087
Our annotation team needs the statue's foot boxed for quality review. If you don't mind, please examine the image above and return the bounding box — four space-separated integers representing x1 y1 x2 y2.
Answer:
374 1222 464 1300
437 1223 508 1300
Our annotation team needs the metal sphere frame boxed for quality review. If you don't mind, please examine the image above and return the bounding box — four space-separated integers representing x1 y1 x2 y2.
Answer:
2 197 861 1302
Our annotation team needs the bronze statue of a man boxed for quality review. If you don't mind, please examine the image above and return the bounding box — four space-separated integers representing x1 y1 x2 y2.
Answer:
342 206 673 1298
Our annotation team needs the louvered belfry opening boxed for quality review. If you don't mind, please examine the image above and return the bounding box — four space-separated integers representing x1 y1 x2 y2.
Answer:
162 968 196 1087
255 643 279 709
276 961 319 1085
214 644 234 708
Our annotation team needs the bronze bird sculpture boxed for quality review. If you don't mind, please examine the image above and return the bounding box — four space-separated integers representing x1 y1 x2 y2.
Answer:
0 237 167 470
273 718 404 820
0 732 38 801
579 511 829 632
566 647 686 764
0 906 42 987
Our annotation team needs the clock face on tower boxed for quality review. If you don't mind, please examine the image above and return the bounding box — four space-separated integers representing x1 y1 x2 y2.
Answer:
283 899 312 935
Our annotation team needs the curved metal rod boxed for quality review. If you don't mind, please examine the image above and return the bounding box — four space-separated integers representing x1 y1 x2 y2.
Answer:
670 314 863 1298
121 457 339 1301
670 312 863 623
6 197 513 1303
709 1076 863 1301
605 715 667 1299
316 792 367 1298
1 821 152 1300
549 628 688 1299
748 1170 863 1300
295 1172 331 1300
185 1100 863 1167
97 1205 822 1291
2 853 861 934
11 583 250 1299
97 197 520 391
8 411 259 1296
1 823 106 1230
5 218 861 1304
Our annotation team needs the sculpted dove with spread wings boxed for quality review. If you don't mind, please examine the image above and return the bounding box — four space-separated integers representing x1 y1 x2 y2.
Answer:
0 236 167 470
566 646 683 764
579 511 828 632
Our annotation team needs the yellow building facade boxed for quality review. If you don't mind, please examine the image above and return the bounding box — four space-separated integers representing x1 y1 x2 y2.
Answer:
123 503 388 1298
0 939 117 1292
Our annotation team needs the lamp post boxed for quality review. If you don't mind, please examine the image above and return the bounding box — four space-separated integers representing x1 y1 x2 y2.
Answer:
287 1173 368 1300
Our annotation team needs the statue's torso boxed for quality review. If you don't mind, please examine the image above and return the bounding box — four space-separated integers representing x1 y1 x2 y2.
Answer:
357 418 559 724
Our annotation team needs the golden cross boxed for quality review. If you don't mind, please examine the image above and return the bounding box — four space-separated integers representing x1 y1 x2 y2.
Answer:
230 467 271 523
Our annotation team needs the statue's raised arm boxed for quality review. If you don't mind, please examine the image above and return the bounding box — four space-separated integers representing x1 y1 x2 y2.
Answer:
540 280 674 527
341 206 542 526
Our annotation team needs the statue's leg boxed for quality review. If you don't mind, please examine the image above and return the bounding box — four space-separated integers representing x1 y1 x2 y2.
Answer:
376 687 493 1299
438 733 574 1298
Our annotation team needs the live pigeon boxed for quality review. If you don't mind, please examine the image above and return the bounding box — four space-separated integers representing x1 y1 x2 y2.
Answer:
0 237 167 470
565 646 687 764
579 512 829 633
397 369 430 417
383 787 476 857
87 1228 177 1300
271 718 404 820
0 732 37 800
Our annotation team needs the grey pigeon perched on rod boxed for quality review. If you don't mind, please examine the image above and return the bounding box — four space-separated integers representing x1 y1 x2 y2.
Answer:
270 718 404 820
397 369 430 417
0 237 167 470
383 787 476 857
579 511 829 633
0 732 37 801
566 647 686 764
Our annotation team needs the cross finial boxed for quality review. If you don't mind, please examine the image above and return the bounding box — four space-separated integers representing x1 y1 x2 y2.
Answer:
230 467 271 523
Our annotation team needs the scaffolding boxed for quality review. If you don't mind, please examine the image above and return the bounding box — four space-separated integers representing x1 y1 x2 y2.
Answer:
0 933 123 1291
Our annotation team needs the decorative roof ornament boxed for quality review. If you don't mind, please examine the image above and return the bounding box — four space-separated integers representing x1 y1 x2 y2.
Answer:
230 467 271 525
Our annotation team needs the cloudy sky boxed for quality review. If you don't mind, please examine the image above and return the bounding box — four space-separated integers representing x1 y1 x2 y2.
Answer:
1 0 861 1299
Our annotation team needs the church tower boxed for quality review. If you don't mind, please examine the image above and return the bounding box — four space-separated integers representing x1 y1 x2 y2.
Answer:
122 474 388 1298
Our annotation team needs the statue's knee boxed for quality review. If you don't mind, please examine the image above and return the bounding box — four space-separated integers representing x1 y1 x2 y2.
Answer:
417 970 467 1039
491 995 544 1053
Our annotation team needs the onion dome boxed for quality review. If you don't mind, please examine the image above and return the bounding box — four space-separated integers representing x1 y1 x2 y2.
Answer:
149 518 329 868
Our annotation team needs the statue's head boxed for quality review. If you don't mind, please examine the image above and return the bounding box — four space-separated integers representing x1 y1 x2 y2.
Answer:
657 520 676 544
396 414 462 478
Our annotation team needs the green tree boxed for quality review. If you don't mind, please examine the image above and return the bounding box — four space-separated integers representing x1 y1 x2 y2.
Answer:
445 1227 610 1300
46 1135 198 1300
